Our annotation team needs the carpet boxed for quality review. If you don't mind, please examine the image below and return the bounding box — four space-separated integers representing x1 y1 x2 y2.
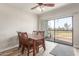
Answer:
50 44 75 56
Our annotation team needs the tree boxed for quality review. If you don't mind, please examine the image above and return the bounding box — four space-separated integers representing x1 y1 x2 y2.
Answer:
64 23 71 30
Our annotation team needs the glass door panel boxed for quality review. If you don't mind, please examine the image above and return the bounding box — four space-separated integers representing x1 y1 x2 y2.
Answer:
55 17 72 45
47 20 55 41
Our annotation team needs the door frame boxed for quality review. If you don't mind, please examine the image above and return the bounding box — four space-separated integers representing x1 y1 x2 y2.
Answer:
47 16 73 46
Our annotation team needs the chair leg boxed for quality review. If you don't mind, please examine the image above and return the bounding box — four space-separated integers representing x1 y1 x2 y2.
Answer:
27 50 29 56
36 46 39 53
43 43 46 50
27 47 30 56
42 39 46 50
21 46 25 55
18 44 21 50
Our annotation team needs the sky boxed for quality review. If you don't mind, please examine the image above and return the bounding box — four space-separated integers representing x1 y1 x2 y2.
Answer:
48 17 72 29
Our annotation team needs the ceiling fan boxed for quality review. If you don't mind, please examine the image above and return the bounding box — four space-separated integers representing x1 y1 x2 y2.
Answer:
31 3 55 11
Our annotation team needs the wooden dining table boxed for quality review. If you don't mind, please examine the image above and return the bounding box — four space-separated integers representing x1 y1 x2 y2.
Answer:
28 34 45 56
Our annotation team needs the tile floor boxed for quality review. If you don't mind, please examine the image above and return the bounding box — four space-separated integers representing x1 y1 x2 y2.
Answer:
0 41 79 56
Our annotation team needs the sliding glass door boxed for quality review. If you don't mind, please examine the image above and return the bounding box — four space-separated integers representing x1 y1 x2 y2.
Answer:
55 17 72 45
47 17 73 45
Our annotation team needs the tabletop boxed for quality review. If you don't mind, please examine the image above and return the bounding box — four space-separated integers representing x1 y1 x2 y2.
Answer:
28 34 44 40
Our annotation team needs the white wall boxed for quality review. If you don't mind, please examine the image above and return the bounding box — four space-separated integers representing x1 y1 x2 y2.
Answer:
39 4 79 20
0 4 38 52
73 13 79 48
38 3 79 48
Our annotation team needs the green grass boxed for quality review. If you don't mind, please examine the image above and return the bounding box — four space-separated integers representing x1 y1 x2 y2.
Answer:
55 31 72 37
47 30 72 38
47 30 72 43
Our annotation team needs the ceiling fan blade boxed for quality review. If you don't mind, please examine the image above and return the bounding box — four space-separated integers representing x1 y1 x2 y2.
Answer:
43 4 55 7
31 5 39 10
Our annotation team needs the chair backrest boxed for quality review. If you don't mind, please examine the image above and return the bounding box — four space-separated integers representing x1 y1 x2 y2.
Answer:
33 31 44 35
20 32 29 45
33 31 38 35
37 31 45 37
17 32 21 38
17 32 22 43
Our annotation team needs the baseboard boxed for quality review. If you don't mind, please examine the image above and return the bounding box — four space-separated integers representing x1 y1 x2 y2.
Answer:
0 45 18 52
73 45 79 49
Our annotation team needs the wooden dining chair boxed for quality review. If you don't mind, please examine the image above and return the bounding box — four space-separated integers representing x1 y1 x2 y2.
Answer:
20 32 38 56
20 32 39 56
17 32 22 50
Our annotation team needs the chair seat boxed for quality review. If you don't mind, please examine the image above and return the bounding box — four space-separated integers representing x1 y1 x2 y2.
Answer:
36 40 44 47
22 39 33 47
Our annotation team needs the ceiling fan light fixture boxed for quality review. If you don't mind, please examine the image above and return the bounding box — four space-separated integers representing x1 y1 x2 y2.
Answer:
31 3 55 12
36 6 44 12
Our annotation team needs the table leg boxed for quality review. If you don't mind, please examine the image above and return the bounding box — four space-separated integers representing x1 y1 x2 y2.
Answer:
42 39 46 50
33 40 36 56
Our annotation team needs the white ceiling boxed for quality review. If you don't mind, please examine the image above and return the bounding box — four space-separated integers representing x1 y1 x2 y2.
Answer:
5 3 69 14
